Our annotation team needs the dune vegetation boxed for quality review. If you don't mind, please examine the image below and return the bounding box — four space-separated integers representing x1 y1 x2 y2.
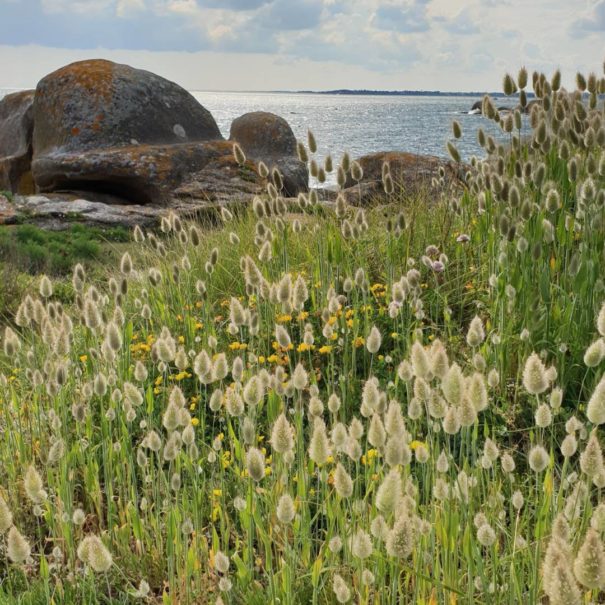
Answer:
1 63 605 604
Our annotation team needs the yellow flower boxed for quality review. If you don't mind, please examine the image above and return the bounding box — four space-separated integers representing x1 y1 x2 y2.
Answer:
79 355 88 363
297 343 314 353
410 440 426 451
195 322 203 330
353 336 365 348
276 314 292 323
361 448 378 465
258 355 266 364
297 311 309 321
212 489 222 497
319 345 333 354
328 316 338 325
191 418 199 426
330 333 338 341
155 375 163 386
345 309 355 319
178 336 185 344
267 354 279 364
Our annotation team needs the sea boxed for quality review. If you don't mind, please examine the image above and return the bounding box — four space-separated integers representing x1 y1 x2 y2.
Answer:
0 88 517 166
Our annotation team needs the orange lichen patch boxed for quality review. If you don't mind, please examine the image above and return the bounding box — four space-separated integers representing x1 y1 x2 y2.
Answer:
71 127 80 136
49 59 115 102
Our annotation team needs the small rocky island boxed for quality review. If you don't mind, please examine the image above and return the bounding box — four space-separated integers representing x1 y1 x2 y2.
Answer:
0 59 459 228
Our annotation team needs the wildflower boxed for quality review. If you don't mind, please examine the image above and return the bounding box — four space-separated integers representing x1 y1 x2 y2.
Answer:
366 326 382 354
410 342 430 379
309 419 330 465
584 339 605 367
368 414 386 448
351 529 372 559
246 447 265 482
512 491 524 510
467 372 488 411
580 431 604 478
24 465 46 504
0 495 12 533
78 536 113 572
442 363 464 406
328 536 343 553
535 403 553 427
270 414 294 455
332 574 351 603
214 551 230 574
39 275 53 298
587 375 605 425
292 363 308 390
466 316 485 347
477 524 496 547
276 494 296 524
334 463 353 498
528 445 549 472
375 468 403 515
442 406 461 435
522 353 548 395
561 434 578 458
328 393 341 414
573 528 605 589
7 526 30 563
386 515 415 558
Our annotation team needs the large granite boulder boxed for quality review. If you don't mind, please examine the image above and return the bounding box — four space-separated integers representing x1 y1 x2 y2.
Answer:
340 151 464 205
31 59 224 205
0 90 36 194
229 111 308 196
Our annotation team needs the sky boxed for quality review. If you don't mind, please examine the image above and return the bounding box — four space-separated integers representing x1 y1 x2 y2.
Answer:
0 0 603 92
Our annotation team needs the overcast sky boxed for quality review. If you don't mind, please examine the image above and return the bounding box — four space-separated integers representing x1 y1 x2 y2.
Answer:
0 0 603 92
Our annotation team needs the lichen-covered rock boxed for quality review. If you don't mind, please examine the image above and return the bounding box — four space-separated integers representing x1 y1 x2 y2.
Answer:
343 151 463 202
0 90 35 194
230 111 308 196
31 59 223 205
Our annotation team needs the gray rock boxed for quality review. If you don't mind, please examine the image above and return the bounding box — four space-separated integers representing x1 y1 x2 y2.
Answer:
0 90 35 193
32 59 224 205
230 111 308 196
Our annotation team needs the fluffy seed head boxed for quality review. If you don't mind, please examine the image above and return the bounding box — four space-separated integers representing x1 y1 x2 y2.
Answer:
246 447 266 482
528 445 549 472
270 413 294 455
277 494 296 524
7 526 30 563
386 515 415 558
522 353 548 395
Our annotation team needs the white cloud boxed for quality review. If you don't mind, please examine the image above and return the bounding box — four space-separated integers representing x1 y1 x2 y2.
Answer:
0 0 603 91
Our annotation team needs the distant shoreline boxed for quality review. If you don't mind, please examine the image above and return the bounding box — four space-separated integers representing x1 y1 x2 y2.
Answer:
1 87 526 99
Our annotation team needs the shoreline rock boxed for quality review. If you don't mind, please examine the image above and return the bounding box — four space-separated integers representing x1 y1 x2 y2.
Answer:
0 90 35 194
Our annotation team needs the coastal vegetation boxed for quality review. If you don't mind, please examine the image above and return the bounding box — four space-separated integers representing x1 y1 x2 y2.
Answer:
1 62 605 604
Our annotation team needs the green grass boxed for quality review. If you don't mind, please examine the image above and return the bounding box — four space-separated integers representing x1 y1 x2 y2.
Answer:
0 64 605 604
